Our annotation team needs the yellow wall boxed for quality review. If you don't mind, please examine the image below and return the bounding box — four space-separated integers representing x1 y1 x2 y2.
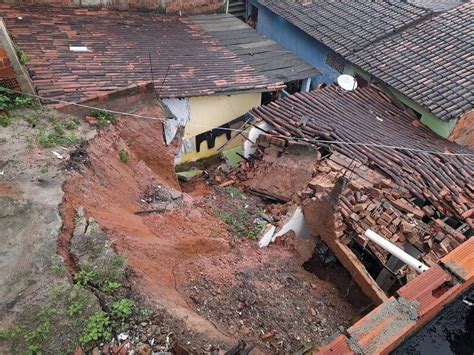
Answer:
178 92 262 163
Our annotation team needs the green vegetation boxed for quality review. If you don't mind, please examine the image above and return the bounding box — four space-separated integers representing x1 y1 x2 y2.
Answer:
111 299 134 320
79 312 112 346
118 148 129 163
16 49 30 65
0 87 32 111
218 209 266 239
217 187 267 240
225 186 243 199
74 256 126 294
0 115 11 127
37 130 84 148
0 305 56 355
90 110 117 129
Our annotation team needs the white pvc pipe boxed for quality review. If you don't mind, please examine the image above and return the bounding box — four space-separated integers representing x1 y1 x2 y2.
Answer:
364 229 429 273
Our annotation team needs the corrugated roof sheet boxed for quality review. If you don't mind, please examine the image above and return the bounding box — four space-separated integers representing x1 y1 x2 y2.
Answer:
256 0 431 56
348 3 473 122
191 13 320 83
0 5 285 102
249 85 474 219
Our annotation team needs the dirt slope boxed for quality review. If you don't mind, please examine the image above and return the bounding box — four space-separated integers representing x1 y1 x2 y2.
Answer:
61 102 358 352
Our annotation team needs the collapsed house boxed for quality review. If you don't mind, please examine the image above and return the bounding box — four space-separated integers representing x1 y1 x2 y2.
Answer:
241 84 473 305
0 4 319 163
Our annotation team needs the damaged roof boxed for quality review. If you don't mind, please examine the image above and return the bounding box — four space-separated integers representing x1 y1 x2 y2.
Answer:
191 14 320 83
250 85 474 219
0 5 289 102
256 0 431 56
348 2 474 122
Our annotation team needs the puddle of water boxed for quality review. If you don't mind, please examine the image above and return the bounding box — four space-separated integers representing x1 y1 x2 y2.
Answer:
392 286 474 355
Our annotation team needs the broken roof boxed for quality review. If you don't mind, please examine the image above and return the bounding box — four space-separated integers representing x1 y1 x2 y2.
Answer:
256 0 431 56
191 13 320 83
249 85 474 219
0 5 289 102
348 2 474 122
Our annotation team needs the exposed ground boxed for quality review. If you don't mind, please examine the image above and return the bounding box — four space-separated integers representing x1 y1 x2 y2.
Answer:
1 100 360 353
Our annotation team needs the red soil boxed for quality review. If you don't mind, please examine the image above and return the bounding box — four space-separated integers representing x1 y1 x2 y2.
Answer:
59 102 357 351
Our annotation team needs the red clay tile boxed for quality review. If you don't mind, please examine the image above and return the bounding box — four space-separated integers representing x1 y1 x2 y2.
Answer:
0 4 283 102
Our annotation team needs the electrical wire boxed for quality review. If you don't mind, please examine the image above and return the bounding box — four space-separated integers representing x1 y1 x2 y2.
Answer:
2 86 474 158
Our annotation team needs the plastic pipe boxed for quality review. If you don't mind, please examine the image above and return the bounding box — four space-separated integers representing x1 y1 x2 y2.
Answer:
364 229 429 273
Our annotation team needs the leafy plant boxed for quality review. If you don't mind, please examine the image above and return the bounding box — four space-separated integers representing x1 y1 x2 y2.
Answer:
67 301 84 317
64 119 78 130
16 49 29 65
79 312 112 345
101 280 121 294
90 110 117 129
75 270 97 286
0 114 11 127
14 95 32 107
111 299 134 320
0 93 11 111
75 257 126 293
118 149 129 163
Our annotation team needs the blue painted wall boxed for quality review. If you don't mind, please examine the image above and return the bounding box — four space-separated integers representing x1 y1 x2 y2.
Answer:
248 0 345 87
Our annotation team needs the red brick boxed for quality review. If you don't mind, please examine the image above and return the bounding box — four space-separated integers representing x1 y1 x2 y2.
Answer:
317 335 354 354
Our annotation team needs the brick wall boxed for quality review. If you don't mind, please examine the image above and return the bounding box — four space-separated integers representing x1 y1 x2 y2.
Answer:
0 46 20 90
0 0 224 13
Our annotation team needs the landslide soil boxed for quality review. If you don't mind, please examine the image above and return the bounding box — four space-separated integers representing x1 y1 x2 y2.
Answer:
61 103 358 353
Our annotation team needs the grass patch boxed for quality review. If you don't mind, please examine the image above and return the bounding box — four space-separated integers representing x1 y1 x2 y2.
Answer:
37 131 84 148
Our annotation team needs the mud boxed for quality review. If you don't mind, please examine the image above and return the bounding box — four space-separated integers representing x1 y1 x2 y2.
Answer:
60 102 360 352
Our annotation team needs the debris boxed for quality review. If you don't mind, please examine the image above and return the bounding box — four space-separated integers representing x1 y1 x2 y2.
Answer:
118 333 129 341
176 169 203 182
136 343 152 355
219 180 235 187
261 332 274 341
52 151 64 159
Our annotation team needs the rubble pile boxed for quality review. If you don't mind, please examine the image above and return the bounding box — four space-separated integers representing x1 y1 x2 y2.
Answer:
238 135 322 202
300 153 471 281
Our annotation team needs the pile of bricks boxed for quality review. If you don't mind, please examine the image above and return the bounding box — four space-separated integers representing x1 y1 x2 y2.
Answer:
301 154 471 277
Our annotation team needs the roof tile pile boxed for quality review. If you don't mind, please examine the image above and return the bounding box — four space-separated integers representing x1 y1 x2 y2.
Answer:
250 85 474 219
191 14 320 83
348 3 474 122
256 0 431 56
0 5 283 102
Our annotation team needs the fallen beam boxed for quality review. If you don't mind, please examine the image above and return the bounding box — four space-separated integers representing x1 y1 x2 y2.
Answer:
301 178 388 305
